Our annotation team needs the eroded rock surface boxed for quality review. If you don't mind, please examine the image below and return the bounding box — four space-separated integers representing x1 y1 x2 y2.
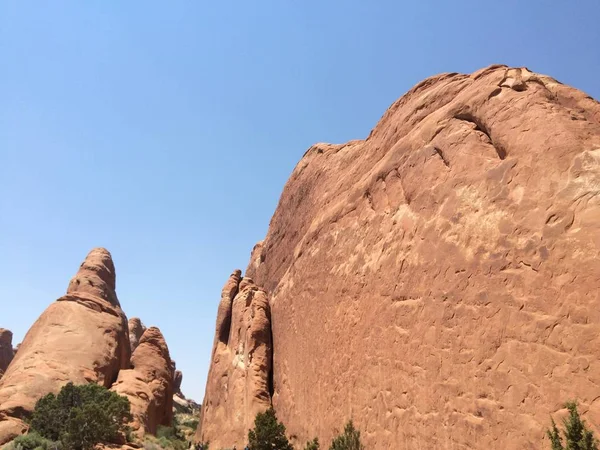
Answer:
111 327 174 437
203 66 600 449
0 330 14 379
0 248 130 444
196 271 273 448
128 318 146 353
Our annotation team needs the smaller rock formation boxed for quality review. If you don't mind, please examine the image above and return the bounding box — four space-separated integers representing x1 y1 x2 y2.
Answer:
173 368 183 394
0 329 14 379
128 318 146 353
0 248 131 445
111 327 174 438
195 271 273 448
171 363 199 414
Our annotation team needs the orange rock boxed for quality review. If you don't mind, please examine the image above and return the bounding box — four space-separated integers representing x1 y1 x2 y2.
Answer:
0 248 130 444
196 272 273 448
0 330 14 379
111 327 174 437
128 318 146 353
203 66 600 449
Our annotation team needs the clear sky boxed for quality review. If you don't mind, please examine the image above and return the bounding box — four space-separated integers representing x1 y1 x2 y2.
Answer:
1 1 599 401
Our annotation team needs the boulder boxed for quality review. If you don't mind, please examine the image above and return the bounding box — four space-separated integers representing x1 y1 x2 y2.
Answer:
195 272 272 448
201 66 600 449
111 327 174 437
0 248 130 444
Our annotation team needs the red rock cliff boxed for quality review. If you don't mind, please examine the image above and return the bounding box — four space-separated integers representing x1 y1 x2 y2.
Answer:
200 65 600 449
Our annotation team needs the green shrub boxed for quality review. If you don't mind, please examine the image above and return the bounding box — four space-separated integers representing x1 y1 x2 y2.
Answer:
10 432 62 450
156 425 178 440
29 382 132 450
547 401 598 450
153 425 188 450
329 421 364 450
248 407 293 450
304 437 320 450
179 418 199 430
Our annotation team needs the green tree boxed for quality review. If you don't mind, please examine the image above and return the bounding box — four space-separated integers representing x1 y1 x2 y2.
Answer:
546 401 598 450
248 407 293 450
304 437 320 450
329 421 364 450
29 382 132 450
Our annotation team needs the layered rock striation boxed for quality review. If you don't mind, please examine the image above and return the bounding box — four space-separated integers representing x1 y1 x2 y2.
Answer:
200 65 600 449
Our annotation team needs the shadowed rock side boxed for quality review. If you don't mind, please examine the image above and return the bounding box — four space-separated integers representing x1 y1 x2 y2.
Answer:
173 369 183 394
195 271 273 448
0 248 131 445
0 330 14 380
128 317 146 353
111 327 174 437
214 66 600 449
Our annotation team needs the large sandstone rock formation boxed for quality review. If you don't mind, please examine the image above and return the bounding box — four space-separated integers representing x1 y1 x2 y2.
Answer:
196 271 273 448
199 66 600 449
111 327 174 437
0 330 14 379
0 248 131 444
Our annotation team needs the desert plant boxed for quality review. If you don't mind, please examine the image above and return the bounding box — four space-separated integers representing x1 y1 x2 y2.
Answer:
329 421 364 450
153 424 188 450
29 382 132 450
248 407 293 450
304 437 320 450
8 432 62 450
547 401 598 450
179 418 199 430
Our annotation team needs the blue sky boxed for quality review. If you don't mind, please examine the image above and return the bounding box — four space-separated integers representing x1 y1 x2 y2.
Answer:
1 1 599 401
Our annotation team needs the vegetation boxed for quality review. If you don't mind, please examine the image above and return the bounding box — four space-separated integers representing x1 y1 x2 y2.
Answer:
27 382 132 450
248 407 293 450
144 434 187 450
304 437 320 450
547 401 599 450
143 413 200 450
329 421 364 450
7 432 62 450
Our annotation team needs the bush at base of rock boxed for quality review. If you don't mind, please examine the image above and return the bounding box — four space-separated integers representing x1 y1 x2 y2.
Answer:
29 382 132 450
143 433 187 450
547 401 599 450
4 432 62 450
329 421 364 450
248 408 293 450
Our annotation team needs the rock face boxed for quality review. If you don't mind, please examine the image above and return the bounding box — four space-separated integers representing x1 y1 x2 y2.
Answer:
196 271 273 448
173 369 183 394
0 330 14 379
0 248 131 444
128 317 146 353
111 327 174 437
200 66 600 449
